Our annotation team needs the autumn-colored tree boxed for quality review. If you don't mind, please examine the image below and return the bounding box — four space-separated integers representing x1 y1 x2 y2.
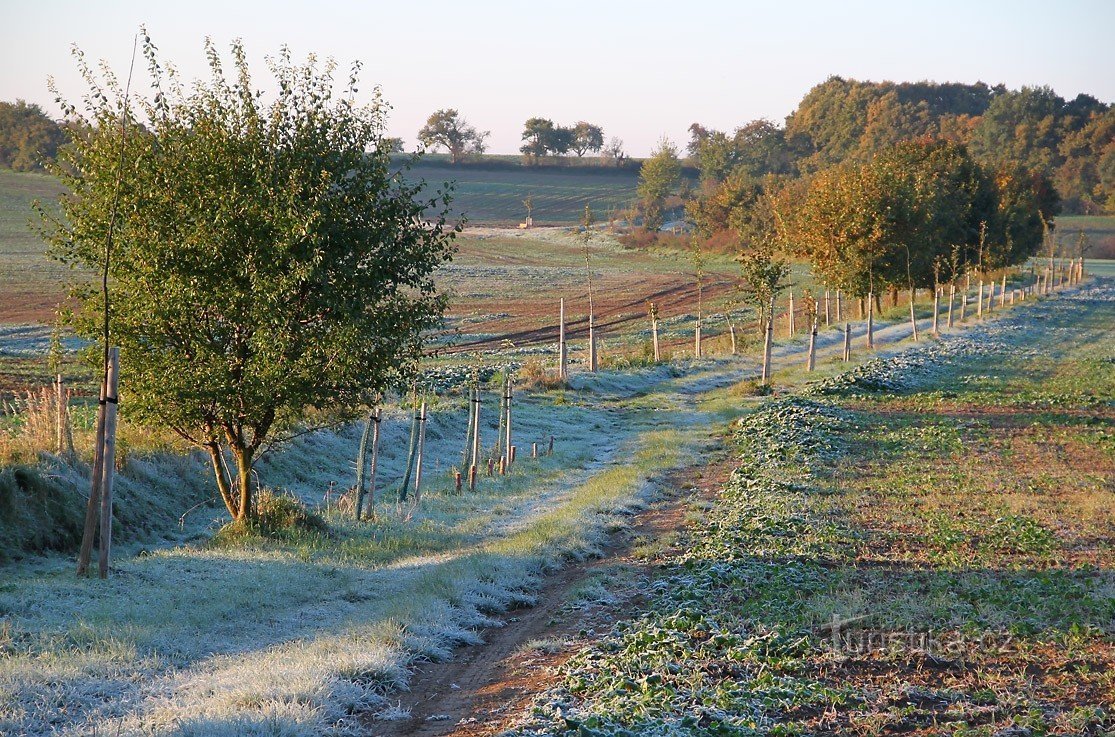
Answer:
637 138 682 231
0 100 67 171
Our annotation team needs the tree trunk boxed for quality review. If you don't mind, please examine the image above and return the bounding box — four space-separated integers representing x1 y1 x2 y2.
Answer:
354 409 374 520
233 445 254 522
398 398 420 502
413 402 427 502
761 299 774 384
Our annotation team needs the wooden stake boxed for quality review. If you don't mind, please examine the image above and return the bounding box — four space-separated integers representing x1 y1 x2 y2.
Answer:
510 445 517 464
909 293 919 342
588 313 598 372
548 435 554 455
76 368 109 576
728 320 737 355
504 377 513 469
761 298 774 384
532 442 538 458
454 470 462 494
835 289 843 322
97 347 120 579
498 455 505 475
693 318 702 358
54 374 64 454
558 298 568 381
806 320 817 371
787 290 795 337
842 323 851 362
823 289 831 326
947 283 955 328
999 274 1007 308
649 301 660 362
413 401 427 502
932 286 940 336
487 457 494 476
468 464 477 492
866 292 875 350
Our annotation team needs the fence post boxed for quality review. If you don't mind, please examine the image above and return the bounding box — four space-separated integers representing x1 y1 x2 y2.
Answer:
77 362 109 576
413 401 427 502
787 290 795 338
866 292 875 350
558 298 568 381
843 323 851 362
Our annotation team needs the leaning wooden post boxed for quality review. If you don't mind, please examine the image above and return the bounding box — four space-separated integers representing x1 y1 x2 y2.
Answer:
558 298 568 381
787 290 795 337
947 283 955 328
866 292 875 350
649 302 660 362
354 408 374 520
97 347 120 579
842 323 851 362
761 297 774 384
76 367 109 576
908 290 919 342
413 401 428 502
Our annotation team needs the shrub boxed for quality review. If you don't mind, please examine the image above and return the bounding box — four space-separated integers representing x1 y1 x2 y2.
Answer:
0 465 84 561
212 489 331 546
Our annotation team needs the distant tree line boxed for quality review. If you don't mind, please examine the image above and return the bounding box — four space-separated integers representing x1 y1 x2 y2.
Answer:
688 78 1114 215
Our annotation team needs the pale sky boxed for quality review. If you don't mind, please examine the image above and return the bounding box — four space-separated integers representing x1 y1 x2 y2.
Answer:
1 0 1112 156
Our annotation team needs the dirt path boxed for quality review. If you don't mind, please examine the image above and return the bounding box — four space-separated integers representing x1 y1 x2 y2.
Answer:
370 452 736 737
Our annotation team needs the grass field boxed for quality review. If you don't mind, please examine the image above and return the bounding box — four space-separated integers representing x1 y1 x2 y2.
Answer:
401 161 641 225
1056 215 1115 259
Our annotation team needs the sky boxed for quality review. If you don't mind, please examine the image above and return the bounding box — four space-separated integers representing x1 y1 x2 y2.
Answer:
2 0 1113 157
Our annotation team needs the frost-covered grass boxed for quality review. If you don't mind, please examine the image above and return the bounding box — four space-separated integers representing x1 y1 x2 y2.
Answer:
0 355 722 736
514 280 1115 737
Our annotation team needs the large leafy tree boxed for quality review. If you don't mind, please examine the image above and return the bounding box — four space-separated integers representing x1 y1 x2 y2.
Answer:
40 36 458 522
417 108 488 163
0 100 67 171
570 121 604 157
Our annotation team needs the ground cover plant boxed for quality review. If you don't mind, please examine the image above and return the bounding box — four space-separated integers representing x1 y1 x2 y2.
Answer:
513 281 1114 736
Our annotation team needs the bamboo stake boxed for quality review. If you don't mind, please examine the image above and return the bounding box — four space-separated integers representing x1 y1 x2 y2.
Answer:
398 391 420 502
97 347 120 579
413 401 427 502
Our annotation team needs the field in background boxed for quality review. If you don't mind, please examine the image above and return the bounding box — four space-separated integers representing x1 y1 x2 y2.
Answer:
1057 214 1115 258
401 160 641 225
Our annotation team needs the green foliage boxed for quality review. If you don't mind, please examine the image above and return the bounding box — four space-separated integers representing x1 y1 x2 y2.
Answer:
211 489 330 546
520 117 575 163
0 100 67 172
38 34 457 521
417 108 489 163
570 121 605 157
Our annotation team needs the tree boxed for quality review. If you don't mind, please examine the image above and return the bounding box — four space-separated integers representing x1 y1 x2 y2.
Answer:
520 117 555 164
418 108 489 163
637 138 682 231
570 121 604 157
41 36 458 523
0 100 67 171
601 136 626 166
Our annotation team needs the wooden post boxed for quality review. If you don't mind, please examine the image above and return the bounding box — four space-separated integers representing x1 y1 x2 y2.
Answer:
823 289 831 326
498 455 505 476
468 464 477 491
787 290 795 337
728 320 737 355
842 323 851 362
54 374 64 454
909 291 919 342
866 292 875 350
649 302 660 362
694 318 702 358
1010 288 1016 305
932 286 940 336
548 435 554 455
986 279 994 315
588 313 598 372
977 281 984 319
761 298 774 384
76 365 109 576
367 408 380 513
959 280 968 322
413 401 427 502
463 385 475 469
354 407 380 521
999 274 1007 308
835 289 843 322
97 347 120 579
487 457 494 476
470 388 481 479
510 445 517 464
454 471 462 494
806 319 817 371
947 283 955 328
532 442 538 458
504 377 513 469
558 298 567 381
